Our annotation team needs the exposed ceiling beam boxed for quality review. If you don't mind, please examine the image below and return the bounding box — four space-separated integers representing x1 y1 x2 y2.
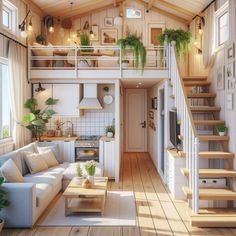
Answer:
136 0 188 24
148 0 155 10
22 0 46 18
157 0 195 17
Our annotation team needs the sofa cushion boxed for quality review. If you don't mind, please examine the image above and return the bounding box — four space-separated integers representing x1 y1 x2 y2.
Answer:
0 159 24 182
62 162 103 181
24 152 48 174
37 143 62 163
40 150 59 168
35 183 52 207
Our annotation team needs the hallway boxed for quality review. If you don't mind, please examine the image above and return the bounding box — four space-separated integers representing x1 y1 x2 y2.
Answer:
2 153 236 236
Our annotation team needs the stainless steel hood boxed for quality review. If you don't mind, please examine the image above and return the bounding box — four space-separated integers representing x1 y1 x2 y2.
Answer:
79 84 103 110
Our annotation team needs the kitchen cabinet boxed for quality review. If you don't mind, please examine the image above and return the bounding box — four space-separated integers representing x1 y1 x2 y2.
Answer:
33 84 53 110
38 140 75 163
52 84 82 117
99 139 115 179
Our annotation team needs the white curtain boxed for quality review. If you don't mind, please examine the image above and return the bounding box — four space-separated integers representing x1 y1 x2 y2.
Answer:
202 4 216 68
8 41 27 148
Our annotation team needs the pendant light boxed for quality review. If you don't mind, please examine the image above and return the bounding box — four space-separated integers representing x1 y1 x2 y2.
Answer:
35 83 46 92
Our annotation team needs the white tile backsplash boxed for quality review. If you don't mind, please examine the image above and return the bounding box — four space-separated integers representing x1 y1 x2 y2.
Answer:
46 111 115 136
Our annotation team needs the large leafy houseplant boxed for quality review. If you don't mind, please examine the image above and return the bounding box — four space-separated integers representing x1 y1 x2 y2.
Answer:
159 29 192 59
22 97 58 140
117 34 146 71
79 32 93 53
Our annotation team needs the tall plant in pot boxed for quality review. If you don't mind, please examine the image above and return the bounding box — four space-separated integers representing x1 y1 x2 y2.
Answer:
117 33 146 71
0 177 10 232
22 97 59 140
159 29 192 59
84 160 98 185
75 163 84 185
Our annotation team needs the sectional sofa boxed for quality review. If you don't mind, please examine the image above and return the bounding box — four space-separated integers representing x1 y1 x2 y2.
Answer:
0 142 102 228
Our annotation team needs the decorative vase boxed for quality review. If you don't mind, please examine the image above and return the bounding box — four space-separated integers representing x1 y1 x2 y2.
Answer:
219 131 225 136
87 175 95 185
0 219 4 233
74 177 84 185
121 62 129 69
107 132 113 138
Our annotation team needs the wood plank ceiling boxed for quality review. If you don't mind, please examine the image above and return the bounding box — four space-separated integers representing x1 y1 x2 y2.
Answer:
31 0 212 21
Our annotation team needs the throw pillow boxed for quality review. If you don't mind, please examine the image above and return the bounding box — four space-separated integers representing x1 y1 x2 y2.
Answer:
40 149 59 168
24 152 48 174
0 159 24 182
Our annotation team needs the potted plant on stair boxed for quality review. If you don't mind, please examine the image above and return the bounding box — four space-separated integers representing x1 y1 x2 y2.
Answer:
117 33 146 71
0 177 10 233
216 124 228 136
158 29 192 59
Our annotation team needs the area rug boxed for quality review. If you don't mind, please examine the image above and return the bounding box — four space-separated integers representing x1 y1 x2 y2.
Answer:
37 191 136 226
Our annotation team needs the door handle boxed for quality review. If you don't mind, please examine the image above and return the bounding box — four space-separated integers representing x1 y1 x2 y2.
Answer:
140 121 146 128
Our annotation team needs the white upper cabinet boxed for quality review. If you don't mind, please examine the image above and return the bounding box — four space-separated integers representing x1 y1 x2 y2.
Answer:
53 84 82 117
33 84 53 111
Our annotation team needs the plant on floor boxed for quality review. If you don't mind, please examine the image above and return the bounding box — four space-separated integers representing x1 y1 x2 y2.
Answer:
79 32 93 53
117 33 146 71
22 97 59 140
105 125 115 138
158 29 192 59
85 160 98 176
0 177 10 232
216 124 228 136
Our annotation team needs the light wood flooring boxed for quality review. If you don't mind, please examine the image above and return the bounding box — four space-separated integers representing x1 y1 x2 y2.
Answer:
3 153 236 236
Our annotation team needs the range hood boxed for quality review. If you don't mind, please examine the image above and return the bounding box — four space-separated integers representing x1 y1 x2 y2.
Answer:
79 84 103 110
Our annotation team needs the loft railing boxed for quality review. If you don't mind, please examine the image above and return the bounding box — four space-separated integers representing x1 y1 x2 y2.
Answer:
170 42 199 214
29 45 169 73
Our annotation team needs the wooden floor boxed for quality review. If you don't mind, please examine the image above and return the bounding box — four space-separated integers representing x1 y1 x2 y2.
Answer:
3 153 236 236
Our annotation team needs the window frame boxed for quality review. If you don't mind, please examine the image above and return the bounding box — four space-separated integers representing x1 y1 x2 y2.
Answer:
215 1 229 50
0 57 13 144
2 0 18 35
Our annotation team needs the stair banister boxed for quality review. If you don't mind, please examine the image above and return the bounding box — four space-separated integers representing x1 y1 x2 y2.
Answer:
170 41 199 214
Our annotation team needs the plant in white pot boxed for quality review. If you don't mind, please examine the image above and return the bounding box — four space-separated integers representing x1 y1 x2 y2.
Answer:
75 164 84 185
106 125 115 138
0 177 10 232
216 124 228 136
84 160 98 185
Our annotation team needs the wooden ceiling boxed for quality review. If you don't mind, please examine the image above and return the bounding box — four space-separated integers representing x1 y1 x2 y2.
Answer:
31 0 212 22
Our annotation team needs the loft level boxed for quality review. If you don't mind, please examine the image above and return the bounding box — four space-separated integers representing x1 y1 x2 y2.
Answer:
29 45 169 80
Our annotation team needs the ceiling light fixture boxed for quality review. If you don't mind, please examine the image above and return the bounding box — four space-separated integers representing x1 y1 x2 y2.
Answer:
35 83 46 92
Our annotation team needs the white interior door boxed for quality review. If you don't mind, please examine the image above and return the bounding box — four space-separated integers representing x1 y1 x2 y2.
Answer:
125 89 147 152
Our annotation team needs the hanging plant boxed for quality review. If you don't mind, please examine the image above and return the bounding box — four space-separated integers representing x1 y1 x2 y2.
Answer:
159 29 192 59
117 34 146 71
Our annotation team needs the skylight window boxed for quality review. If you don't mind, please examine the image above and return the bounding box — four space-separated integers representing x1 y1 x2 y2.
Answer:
126 8 142 19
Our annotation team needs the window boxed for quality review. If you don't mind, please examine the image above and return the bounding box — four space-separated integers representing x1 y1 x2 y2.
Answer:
2 0 17 33
0 58 12 140
126 8 142 19
215 2 229 47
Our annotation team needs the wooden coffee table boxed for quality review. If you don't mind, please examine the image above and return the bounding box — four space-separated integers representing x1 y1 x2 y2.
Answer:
63 177 108 216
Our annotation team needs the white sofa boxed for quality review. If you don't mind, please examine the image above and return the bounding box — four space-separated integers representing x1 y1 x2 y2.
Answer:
0 142 102 228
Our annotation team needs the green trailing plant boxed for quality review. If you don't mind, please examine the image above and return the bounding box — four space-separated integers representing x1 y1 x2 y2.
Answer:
22 97 59 140
0 177 10 211
117 34 146 71
79 32 93 52
85 160 97 176
159 29 192 59
216 124 228 133
103 86 110 93
105 125 115 135
35 34 45 45
76 164 83 177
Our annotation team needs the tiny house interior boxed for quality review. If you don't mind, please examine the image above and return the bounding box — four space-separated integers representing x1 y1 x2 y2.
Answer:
1 0 236 234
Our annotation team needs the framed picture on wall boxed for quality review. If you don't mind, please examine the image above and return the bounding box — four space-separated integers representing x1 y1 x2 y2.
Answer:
228 78 236 90
151 97 157 110
91 25 99 41
104 17 113 27
216 65 225 90
101 29 118 45
227 43 235 60
227 93 234 110
226 61 235 79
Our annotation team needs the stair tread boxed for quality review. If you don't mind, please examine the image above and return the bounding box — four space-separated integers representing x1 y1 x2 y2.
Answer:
198 135 229 141
181 151 234 159
184 81 211 86
183 76 207 81
190 106 221 112
194 120 225 125
181 168 236 177
187 93 216 98
190 208 236 227
183 186 236 200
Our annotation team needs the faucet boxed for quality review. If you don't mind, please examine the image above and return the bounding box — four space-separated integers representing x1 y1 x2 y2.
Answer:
62 121 74 137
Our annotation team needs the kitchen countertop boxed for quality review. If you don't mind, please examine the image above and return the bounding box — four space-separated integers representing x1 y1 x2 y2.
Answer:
100 136 115 141
38 136 79 141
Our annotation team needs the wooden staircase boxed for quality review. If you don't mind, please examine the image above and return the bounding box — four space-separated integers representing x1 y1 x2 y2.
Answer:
180 76 236 227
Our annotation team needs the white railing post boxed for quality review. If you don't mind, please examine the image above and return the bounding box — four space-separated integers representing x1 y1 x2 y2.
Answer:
193 137 199 214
